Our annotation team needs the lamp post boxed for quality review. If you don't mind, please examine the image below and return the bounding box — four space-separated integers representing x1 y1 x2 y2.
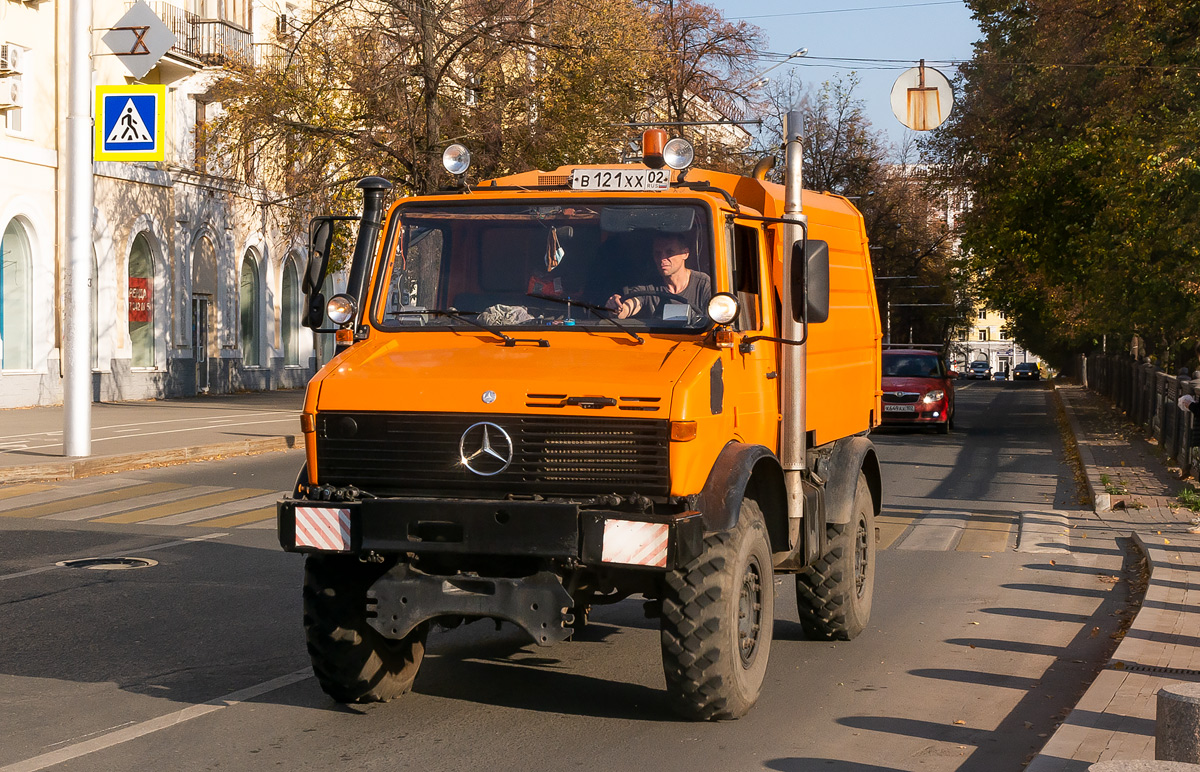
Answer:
731 48 808 93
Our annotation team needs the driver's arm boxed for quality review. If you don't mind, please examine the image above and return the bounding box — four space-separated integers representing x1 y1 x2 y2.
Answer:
605 293 641 319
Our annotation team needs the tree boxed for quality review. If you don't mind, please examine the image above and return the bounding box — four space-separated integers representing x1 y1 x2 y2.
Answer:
755 72 969 347
925 0 1200 369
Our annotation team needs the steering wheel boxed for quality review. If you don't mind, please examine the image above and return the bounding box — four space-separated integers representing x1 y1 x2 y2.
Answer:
621 289 701 320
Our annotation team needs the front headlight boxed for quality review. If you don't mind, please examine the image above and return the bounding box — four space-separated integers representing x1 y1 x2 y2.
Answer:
326 294 357 325
706 293 740 325
923 389 946 403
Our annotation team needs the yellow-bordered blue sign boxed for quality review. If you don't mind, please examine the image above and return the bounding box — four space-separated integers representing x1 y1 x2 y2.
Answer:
95 85 166 162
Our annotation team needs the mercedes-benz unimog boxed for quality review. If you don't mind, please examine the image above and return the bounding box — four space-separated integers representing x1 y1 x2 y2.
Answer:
278 112 883 720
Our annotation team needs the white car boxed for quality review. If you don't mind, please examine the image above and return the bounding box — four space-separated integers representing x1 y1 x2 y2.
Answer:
968 361 992 379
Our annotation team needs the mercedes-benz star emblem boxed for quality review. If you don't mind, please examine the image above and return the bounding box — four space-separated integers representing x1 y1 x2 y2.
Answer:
459 422 514 476
482 390 497 404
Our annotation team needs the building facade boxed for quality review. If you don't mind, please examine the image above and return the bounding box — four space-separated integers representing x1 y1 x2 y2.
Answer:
949 307 1040 375
0 0 328 408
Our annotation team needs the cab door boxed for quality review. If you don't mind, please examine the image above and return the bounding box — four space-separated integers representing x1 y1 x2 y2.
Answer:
728 220 778 447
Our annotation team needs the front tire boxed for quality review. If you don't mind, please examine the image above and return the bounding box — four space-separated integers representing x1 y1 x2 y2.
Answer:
795 473 876 640
660 498 774 721
304 555 428 703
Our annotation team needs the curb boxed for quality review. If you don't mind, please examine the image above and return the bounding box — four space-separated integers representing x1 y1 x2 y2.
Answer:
1055 383 1112 512
0 435 301 485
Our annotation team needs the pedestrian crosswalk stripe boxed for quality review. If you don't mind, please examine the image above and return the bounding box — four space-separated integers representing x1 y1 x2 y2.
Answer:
191 507 275 528
44 485 230 522
144 492 281 526
94 488 272 524
956 517 1015 552
0 476 142 513
0 482 187 519
0 483 56 500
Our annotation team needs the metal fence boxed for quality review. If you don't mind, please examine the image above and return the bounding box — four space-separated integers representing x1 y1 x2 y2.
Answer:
1083 354 1200 477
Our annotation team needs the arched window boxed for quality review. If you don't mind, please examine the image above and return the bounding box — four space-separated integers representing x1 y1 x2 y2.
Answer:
282 258 299 366
128 233 155 368
239 251 261 366
0 219 33 370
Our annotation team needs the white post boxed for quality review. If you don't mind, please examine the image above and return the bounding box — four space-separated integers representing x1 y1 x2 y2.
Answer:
63 0 93 456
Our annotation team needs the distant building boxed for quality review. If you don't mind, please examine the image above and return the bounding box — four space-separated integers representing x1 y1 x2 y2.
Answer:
950 307 1040 374
0 0 331 408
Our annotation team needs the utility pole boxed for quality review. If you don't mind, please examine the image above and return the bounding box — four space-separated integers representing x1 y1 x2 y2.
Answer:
63 0 94 456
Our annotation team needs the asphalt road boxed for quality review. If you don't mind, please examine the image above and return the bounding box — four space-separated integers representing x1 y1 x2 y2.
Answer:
0 380 1132 772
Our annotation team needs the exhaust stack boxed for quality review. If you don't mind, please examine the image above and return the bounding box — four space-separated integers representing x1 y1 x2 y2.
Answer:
780 110 809 548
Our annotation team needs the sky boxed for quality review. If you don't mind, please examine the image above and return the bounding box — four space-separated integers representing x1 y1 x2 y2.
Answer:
707 0 982 149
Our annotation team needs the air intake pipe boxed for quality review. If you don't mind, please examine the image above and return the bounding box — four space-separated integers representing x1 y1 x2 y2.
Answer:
344 176 393 332
780 110 809 548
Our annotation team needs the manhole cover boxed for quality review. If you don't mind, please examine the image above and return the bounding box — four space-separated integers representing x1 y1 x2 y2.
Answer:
55 557 158 570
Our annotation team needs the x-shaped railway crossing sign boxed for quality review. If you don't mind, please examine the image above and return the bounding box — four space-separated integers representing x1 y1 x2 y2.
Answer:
101 1 176 80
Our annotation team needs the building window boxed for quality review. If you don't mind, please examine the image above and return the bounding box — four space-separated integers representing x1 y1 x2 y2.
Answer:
1 218 32 370
977 309 987 320
239 251 261 366
128 233 155 368
282 258 299 365
978 329 989 342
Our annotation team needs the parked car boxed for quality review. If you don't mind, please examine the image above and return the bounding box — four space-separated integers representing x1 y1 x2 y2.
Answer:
881 349 955 434
1013 362 1041 380
968 361 992 379
993 371 1008 380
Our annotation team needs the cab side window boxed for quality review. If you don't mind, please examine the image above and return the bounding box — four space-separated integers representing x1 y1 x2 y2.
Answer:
731 223 763 331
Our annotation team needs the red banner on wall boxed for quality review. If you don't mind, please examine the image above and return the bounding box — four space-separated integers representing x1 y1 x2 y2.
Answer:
129 277 151 322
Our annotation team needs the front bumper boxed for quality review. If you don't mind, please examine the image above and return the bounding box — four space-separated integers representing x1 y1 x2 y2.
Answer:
880 403 949 424
279 496 703 646
278 496 704 568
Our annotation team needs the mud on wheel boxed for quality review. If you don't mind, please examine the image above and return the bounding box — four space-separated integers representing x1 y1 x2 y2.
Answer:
794 472 876 640
660 497 774 720
304 554 428 703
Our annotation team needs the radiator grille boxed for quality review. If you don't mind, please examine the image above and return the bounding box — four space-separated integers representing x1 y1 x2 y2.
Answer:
882 392 921 404
316 412 670 496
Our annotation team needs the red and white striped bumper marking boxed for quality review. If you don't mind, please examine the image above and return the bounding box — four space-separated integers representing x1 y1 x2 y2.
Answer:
294 507 351 552
601 519 669 567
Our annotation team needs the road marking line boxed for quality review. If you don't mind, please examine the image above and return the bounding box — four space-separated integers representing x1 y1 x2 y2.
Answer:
1 418 296 455
191 506 276 528
0 533 228 582
0 483 187 519
145 492 281 526
876 514 915 551
94 489 272 524
0 477 146 514
0 483 57 500
43 486 229 522
896 511 969 551
0 411 293 442
0 668 311 772
240 519 277 530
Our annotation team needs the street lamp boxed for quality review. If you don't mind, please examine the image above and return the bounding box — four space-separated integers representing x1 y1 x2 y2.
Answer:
732 48 808 93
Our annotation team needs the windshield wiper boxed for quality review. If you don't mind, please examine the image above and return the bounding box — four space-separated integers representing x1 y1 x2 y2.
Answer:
526 293 644 345
388 309 549 348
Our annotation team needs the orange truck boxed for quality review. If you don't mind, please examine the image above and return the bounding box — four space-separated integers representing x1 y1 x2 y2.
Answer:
278 113 883 720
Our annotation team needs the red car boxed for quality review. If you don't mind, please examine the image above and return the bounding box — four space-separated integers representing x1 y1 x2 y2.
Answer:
880 349 955 433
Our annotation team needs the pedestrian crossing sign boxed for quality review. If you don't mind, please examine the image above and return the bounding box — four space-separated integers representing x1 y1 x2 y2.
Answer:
95 84 166 162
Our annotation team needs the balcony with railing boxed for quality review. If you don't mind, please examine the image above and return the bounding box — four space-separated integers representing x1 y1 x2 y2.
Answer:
147 1 252 67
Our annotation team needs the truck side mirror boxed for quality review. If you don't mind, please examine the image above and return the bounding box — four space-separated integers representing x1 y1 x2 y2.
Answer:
304 218 335 294
791 239 830 323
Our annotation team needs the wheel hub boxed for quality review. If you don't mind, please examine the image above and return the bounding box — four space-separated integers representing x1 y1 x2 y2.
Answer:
854 517 869 598
738 558 763 667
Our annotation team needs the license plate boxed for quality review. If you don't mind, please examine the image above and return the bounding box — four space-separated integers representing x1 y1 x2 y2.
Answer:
570 168 670 191
883 404 916 413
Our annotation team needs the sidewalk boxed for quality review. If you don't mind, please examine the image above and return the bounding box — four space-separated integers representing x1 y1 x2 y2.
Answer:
1030 385 1200 771
0 390 305 483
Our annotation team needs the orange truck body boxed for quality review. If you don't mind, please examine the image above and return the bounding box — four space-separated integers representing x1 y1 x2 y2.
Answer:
279 153 883 720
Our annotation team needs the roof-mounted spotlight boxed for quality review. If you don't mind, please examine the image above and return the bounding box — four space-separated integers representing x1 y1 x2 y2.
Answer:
663 138 694 171
442 144 472 176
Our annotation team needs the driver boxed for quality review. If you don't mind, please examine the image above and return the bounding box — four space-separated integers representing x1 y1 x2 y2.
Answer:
605 233 712 319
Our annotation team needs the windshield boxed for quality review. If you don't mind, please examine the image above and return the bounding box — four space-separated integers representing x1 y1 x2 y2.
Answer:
371 201 715 333
882 354 943 378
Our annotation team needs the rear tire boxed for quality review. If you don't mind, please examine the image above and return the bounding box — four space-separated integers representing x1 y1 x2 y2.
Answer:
795 473 876 640
304 555 427 703
660 497 774 720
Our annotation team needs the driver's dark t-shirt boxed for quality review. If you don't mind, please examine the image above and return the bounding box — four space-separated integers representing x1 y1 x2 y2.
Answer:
624 272 712 318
